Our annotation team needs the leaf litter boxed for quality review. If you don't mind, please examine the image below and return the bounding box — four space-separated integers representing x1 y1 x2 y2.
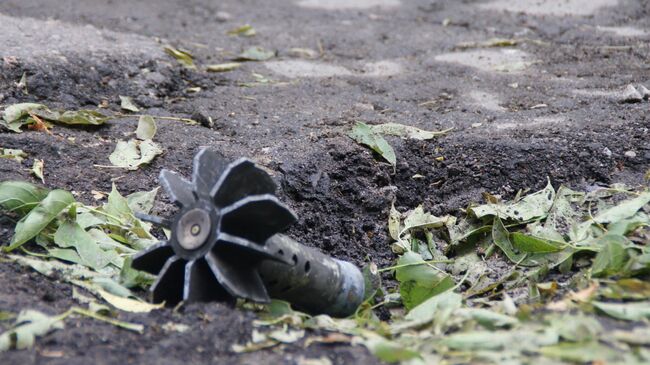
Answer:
2 153 650 361
231 181 650 364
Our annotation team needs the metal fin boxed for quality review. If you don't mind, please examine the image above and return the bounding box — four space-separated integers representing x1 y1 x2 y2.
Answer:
150 256 186 306
159 169 195 207
183 259 232 302
205 251 269 303
131 242 174 275
221 194 297 243
210 158 277 208
193 148 228 197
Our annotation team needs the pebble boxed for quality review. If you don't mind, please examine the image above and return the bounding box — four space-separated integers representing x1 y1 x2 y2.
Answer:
638 84 650 100
619 84 643 103
215 11 232 22
191 108 214 128
624 150 637 158
602 147 612 157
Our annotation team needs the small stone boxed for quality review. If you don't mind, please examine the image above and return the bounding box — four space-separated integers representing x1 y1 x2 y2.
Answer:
215 11 232 22
624 150 637 158
191 108 214 128
638 84 650 100
602 147 612 157
619 84 643 103
471 122 482 128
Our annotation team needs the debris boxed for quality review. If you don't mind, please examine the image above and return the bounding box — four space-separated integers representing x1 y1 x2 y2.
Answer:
108 139 163 170
619 84 643 103
135 115 157 140
190 108 214 128
0 148 27 163
0 310 64 351
206 62 241 72
119 96 140 113
639 84 650 99
227 24 256 37
348 121 396 167
31 159 45 183
624 150 637 158
370 123 452 140
164 46 196 69
236 46 275 61
287 48 319 59
455 38 520 50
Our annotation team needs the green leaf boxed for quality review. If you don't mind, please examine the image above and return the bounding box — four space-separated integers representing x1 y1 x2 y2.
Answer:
548 313 602 342
31 159 45 183
441 331 511 351
1 103 46 132
509 232 565 253
388 203 401 241
491 216 526 263
0 310 64 351
391 291 461 332
593 301 650 321
5 189 74 251
164 46 195 68
135 115 157 140
109 139 163 170
395 252 454 310
348 121 396 167
206 62 242 72
53 220 114 270
363 336 420 363
402 205 448 233
470 179 556 221
370 123 452 140
0 148 27 162
601 278 650 300
104 184 134 222
236 46 275 61
594 191 650 224
119 256 155 289
119 95 140 113
227 24 256 37
591 235 630 277
455 308 518 330
0 181 49 215
540 341 623 363
126 187 159 215
34 109 109 126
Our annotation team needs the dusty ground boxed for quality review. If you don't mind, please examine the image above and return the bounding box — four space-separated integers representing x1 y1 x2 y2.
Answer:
0 0 649 363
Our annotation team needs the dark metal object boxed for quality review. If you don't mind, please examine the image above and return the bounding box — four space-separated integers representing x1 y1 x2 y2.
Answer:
132 148 365 316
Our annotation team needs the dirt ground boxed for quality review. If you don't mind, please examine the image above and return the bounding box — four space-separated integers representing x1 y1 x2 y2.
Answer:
0 0 649 363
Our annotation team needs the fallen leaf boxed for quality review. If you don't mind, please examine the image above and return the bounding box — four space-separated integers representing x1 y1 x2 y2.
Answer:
0 310 64 351
164 46 196 69
97 289 163 313
236 46 275 61
108 139 163 170
0 148 27 163
370 123 452 140
206 62 241 72
348 121 396 167
5 189 74 251
227 24 256 37
31 159 45 183
135 115 157 140
119 96 140 113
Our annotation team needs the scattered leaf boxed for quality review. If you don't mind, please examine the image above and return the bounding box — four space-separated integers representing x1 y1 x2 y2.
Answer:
0 148 27 163
0 310 64 351
236 46 275 61
593 301 650 321
206 62 241 72
395 252 454 310
164 46 195 68
348 121 396 167
119 96 140 113
0 181 48 215
227 24 256 37
97 289 163 313
31 159 45 183
109 139 163 170
135 115 157 140
5 189 74 251
370 123 452 140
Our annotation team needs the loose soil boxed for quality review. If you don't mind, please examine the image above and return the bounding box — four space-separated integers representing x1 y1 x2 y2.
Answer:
1 0 649 364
